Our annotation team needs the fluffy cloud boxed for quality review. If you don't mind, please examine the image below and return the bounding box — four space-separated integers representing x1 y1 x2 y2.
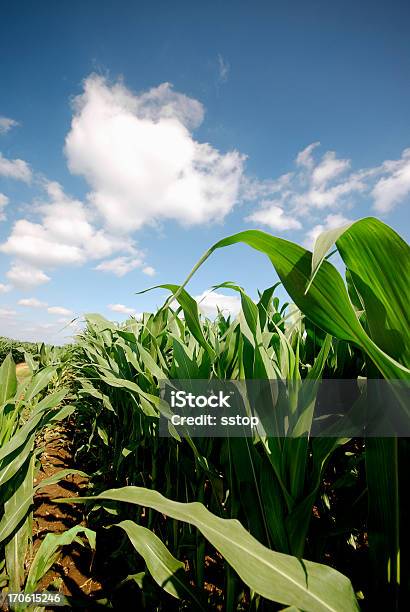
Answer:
95 254 145 277
0 283 11 293
1 181 129 268
108 303 138 315
0 152 31 182
372 148 410 212
311 151 350 186
18 297 48 308
245 142 410 235
47 306 73 316
295 141 320 168
6 264 50 289
0 116 18 134
17 298 73 318
195 291 241 318
2 219 85 266
142 265 156 277
246 144 364 226
0 193 9 220
246 204 302 230
65 75 245 232
1 178 155 285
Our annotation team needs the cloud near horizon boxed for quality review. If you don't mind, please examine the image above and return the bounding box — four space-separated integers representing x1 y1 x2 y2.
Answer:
108 303 141 316
195 290 241 318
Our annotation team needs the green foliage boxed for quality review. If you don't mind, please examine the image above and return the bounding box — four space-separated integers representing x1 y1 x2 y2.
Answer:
0 337 37 363
0 354 76 597
72 276 359 607
1 217 408 610
64 487 359 612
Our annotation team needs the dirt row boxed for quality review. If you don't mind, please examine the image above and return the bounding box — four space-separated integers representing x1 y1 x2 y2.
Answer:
31 421 104 609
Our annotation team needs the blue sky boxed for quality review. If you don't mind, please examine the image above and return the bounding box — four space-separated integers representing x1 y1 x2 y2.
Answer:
0 0 409 343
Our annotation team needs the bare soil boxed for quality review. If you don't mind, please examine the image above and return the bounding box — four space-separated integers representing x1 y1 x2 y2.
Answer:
30 420 106 610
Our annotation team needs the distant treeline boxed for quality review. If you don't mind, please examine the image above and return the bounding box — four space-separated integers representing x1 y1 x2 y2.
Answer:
0 336 38 363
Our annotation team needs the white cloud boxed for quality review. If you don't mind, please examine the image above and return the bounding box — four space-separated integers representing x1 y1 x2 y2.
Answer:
1 181 131 269
47 306 73 316
0 152 31 182
108 303 138 315
18 297 48 308
0 309 78 344
241 173 293 202
0 283 11 293
246 143 363 230
95 254 145 277
246 204 302 230
2 219 85 266
65 75 245 232
296 142 320 168
0 308 17 317
142 265 156 276
372 148 410 212
0 193 9 220
245 142 410 233
311 151 350 186
17 297 73 319
195 290 241 318
217 54 230 83
294 174 366 210
0 116 18 134
304 213 353 249
247 142 410 234
6 263 50 289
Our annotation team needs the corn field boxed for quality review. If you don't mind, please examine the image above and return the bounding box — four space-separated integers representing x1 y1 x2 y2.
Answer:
0 339 38 365
0 217 409 611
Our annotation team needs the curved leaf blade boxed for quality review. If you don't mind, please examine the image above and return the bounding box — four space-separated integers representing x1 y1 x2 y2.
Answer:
59 487 359 612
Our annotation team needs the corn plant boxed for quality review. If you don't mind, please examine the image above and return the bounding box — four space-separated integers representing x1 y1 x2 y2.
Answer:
2 216 405 610
175 215 409 609
70 289 360 607
0 338 37 364
65 216 409 610
0 354 80 603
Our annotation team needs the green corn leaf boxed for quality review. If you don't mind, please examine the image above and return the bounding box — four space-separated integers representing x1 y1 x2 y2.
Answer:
174 225 409 382
137 284 215 357
0 354 17 405
308 222 353 291
0 468 87 543
25 525 96 593
58 487 359 612
115 520 206 608
24 366 57 403
311 217 410 366
0 434 36 489
5 513 30 593
0 389 67 463
336 218 410 366
0 455 35 544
